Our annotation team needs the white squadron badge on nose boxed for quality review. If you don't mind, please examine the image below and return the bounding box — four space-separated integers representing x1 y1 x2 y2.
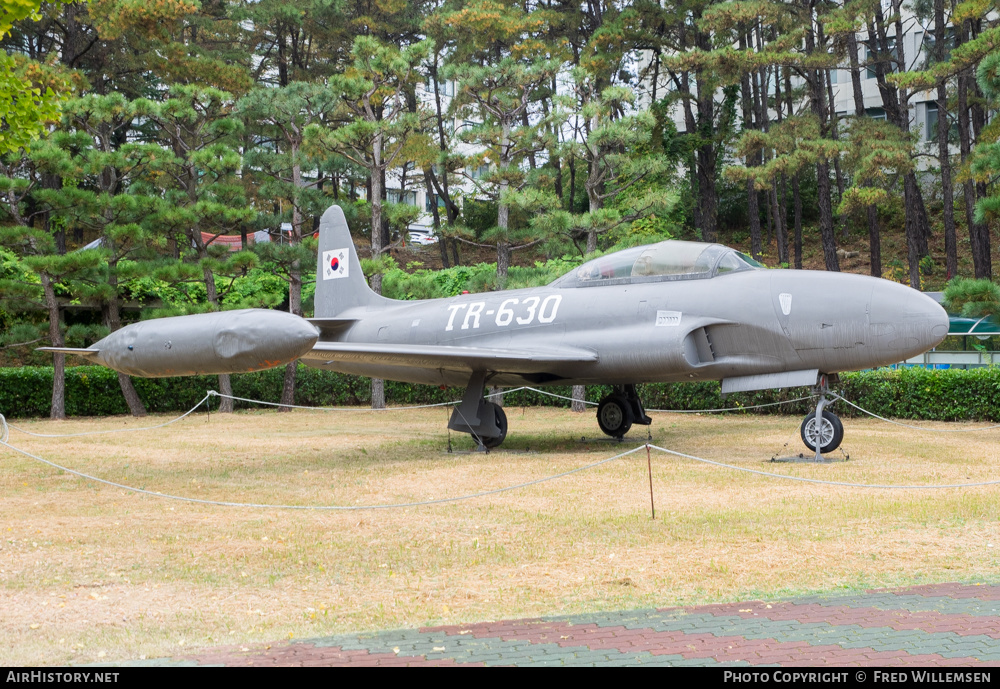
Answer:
323 248 350 280
779 293 792 316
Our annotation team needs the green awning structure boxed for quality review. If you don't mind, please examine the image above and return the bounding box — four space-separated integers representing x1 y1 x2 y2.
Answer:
947 316 1000 336
924 293 1000 336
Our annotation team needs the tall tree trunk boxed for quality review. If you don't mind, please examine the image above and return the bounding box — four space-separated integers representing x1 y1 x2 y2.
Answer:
42 274 65 420
279 260 303 412
956 23 991 279
806 10 839 271
489 385 503 409
793 174 803 269
848 32 883 277
105 264 146 417
496 123 513 282
740 34 763 260
776 175 788 264
424 168 449 269
369 137 386 410
816 160 840 271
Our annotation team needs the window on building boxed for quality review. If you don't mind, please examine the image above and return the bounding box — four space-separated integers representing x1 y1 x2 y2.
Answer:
425 193 447 213
926 101 939 141
865 37 897 80
387 189 418 206
924 101 959 142
469 163 491 180
424 77 456 98
866 107 887 121
922 27 956 67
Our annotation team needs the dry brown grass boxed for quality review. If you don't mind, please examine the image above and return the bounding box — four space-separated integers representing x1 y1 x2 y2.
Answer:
2 405 1000 666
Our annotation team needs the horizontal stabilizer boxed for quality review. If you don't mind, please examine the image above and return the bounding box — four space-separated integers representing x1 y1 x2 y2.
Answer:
306 318 359 338
721 369 818 395
303 341 598 373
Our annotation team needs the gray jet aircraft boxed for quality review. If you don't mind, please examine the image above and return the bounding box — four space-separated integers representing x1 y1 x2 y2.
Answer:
43 204 949 454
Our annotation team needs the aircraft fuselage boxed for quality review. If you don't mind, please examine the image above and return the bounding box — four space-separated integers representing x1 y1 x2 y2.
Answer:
301 269 948 389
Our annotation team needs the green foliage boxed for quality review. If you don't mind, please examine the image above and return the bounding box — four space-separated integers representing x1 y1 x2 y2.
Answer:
971 52 1000 225
6 365 1000 422
462 198 497 237
943 277 1000 319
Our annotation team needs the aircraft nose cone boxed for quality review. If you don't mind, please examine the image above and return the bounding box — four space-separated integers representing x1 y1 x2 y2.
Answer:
870 281 949 360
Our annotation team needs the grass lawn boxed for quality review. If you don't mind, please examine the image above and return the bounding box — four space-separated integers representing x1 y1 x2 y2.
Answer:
2 404 999 665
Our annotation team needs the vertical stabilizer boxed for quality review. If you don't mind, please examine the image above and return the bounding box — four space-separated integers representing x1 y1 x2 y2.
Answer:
314 204 392 318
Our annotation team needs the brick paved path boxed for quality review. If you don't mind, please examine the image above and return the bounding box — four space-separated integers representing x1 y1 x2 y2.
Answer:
151 583 1000 667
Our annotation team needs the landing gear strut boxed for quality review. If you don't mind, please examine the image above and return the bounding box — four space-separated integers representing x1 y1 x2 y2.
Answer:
596 384 651 439
448 372 507 449
801 374 843 457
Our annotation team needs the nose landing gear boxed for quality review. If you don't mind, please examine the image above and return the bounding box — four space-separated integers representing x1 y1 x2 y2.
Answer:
801 374 843 457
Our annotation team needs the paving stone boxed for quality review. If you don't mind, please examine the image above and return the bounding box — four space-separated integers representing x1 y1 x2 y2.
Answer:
109 582 1000 668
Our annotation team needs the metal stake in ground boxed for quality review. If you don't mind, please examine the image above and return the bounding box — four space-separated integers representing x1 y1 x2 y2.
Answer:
646 443 655 519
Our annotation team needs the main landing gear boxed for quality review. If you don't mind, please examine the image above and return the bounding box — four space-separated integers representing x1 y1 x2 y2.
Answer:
596 384 652 439
800 374 843 457
448 372 507 449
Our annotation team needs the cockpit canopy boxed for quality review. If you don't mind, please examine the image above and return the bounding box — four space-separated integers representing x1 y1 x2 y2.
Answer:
550 240 764 288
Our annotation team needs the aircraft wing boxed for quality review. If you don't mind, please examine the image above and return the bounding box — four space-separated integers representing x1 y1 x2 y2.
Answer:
301 341 599 373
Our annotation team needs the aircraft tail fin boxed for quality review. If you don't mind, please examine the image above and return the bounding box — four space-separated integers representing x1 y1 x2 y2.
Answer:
314 204 392 318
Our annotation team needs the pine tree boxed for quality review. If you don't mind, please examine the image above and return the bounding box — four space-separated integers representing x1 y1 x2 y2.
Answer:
306 35 431 409
134 85 255 413
236 81 339 410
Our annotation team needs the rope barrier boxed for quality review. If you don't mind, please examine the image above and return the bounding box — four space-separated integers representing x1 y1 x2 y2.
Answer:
831 393 1000 433
8 394 215 438
521 386 818 413
646 444 1000 490
4 386 1000 510
646 395 818 414
0 435 646 510
211 391 458 412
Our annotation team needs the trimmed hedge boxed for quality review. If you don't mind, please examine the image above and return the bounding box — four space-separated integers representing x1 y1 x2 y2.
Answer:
2 365 1000 421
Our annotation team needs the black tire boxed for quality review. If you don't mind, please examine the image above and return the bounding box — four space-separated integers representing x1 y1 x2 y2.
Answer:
481 403 508 449
597 395 634 438
800 410 844 454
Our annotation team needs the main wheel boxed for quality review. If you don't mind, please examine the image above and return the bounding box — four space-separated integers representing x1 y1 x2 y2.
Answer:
800 410 844 454
597 395 634 438
481 403 508 449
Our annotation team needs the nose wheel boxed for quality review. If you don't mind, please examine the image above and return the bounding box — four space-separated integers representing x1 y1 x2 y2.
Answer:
801 374 843 457
800 409 843 454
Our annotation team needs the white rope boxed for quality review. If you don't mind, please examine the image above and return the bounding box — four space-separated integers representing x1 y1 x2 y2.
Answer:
522 387 817 413
9 394 215 438
831 394 1000 433
0 436 646 510
646 395 818 414
522 387 598 406
214 391 458 411
212 388 527 412
4 386 529 439
647 443 1000 489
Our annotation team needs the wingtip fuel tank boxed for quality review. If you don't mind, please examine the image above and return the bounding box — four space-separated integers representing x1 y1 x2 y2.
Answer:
52 309 320 378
